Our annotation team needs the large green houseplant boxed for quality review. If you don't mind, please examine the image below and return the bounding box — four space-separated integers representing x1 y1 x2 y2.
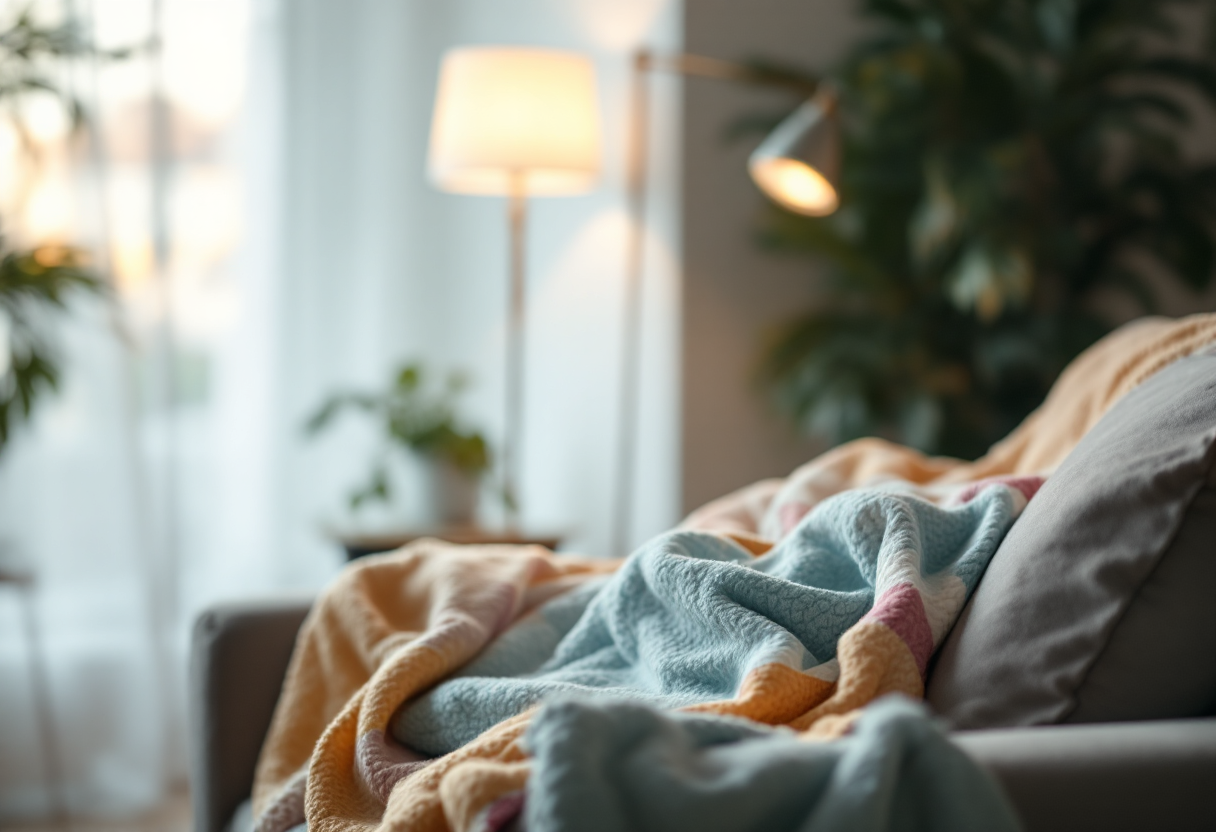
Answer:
755 0 1216 459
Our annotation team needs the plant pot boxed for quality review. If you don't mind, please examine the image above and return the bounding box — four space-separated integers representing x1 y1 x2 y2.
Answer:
420 456 480 527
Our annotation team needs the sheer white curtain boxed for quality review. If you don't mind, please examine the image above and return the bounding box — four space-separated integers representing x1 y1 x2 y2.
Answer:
0 0 681 822
0 0 294 820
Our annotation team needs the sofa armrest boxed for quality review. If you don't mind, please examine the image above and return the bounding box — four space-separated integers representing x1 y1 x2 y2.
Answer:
189 597 312 832
955 718 1216 832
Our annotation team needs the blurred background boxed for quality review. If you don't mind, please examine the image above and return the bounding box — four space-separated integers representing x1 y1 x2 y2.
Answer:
0 0 1212 829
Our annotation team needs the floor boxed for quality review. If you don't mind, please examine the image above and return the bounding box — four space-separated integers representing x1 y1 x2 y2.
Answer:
4 786 191 832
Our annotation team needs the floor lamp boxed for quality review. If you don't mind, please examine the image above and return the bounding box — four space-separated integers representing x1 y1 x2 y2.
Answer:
611 51 841 557
429 47 602 530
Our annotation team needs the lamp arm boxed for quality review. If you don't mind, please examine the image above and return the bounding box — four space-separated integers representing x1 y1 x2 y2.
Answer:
636 50 821 95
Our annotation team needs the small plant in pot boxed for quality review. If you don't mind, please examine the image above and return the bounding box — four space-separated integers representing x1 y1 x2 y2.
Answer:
306 362 492 527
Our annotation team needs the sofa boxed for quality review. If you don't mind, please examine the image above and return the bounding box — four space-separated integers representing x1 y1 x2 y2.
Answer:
189 599 1216 832
190 330 1216 832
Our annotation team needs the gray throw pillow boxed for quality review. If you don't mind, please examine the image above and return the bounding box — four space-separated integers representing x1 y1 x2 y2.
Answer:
926 352 1216 728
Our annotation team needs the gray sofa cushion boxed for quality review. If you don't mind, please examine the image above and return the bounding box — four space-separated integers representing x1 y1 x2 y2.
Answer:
926 352 1216 729
1067 484 1216 723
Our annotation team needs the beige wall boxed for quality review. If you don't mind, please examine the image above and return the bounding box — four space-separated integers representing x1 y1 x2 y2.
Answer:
680 0 865 513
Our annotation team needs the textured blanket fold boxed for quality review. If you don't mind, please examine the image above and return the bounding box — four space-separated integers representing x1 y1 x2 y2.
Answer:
516 695 1021 832
252 545 618 832
251 313 1216 832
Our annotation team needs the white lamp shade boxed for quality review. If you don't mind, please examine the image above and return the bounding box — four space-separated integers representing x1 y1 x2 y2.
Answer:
428 47 602 196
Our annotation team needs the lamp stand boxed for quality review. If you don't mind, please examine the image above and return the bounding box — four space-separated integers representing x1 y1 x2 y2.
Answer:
611 50 821 557
610 52 651 558
504 173 527 531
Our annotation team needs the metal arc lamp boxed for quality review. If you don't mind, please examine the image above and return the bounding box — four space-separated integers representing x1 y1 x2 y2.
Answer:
428 46 602 529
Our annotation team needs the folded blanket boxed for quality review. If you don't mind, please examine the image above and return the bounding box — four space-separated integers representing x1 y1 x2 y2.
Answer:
512 695 1020 832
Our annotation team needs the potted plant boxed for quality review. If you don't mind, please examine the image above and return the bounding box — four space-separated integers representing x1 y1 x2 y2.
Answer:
306 362 493 527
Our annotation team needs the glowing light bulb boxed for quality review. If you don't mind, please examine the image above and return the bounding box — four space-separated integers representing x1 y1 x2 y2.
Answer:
749 157 838 217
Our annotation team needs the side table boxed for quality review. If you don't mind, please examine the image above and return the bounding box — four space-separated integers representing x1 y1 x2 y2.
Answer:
334 528 563 561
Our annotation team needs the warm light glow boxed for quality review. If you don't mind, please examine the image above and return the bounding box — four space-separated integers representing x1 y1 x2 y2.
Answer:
19 92 72 144
429 47 602 196
113 236 154 295
24 177 74 241
161 0 250 127
567 0 670 49
749 157 839 217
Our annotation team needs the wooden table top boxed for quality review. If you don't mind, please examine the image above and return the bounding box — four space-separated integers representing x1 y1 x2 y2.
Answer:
334 527 563 560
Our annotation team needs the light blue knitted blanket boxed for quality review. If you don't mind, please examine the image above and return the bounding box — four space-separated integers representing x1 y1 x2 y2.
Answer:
392 482 1031 756
519 694 1021 832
